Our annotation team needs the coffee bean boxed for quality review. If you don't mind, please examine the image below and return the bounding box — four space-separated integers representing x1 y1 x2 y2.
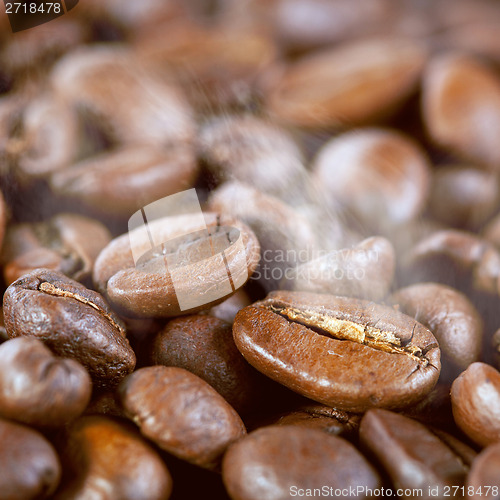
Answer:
360 409 468 497
93 212 260 317
222 426 381 500
209 289 251 324
0 417 61 499
451 362 500 447
3 269 135 388
467 442 500 499
54 416 173 500
119 366 246 469
233 291 440 411
430 427 478 468
151 314 261 414
0 337 91 427
391 282 483 381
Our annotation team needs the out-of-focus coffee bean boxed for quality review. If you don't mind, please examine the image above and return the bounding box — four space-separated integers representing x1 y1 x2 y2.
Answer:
222 426 381 500
312 128 430 231
50 46 195 148
265 37 426 128
209 289 251 324
282 236 395 301
3 269 135 388
391 282 483 381
0 337 91 427
0 187 6 250
198 115 306 200
493 329 500 369
422 53 500 169
360 409 468 497
482 213 500 249
119 366 246 470
0 417 61 500
451 362 500 447
430 427 478 467
233 291 440 412
93 212 260 317
151 315 261 414
466 442 500 499
428 166 500 230
1 213 111 286
54 416 172 500
49 145 198 216
84 390 125 419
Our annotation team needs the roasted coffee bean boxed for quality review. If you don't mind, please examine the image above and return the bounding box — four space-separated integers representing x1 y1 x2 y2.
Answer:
493 329 500 369
0 417 61 499
265 36 426 128
3 269 135 388
54 416 172 500
93 212 260 317
312 128 430 230
360 409 468 498
451 362 500 447
222 426 381 500
50 145 198 216
467 442 500 499
391 282 483 381
1 213 111 286
209 289 251 324
233 291 440 412
151 315 261 414
0 337 91 427
119 366 246 469
430 428 478 468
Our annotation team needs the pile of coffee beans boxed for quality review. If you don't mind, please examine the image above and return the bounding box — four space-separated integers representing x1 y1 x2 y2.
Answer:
2 0 500 498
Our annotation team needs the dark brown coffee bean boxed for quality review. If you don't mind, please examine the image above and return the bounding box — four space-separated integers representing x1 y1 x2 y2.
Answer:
222 426 381 500
93 212 260 317
391 282 483 381
119 366 246 469
0 337 91 427
50 145 198 216
467 442 500 499
233 291 440 412
0 417 61 499
3 269 135 388
151 315 261 414
1 213 111 286
360 409 468 497
430 428 478 468
84 390 125 419
451 362 500 447
54 416 172 500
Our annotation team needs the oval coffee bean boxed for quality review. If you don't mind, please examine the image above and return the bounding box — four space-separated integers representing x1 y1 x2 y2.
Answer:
222 426 381 500
451 362 500 447
151 315 261 415
119 366 246 469
94 212 260 317
391 282 483 380
467 442 500 499
54 416 172 500
0 417 61 499
3 269 135 388
0 337 91 427
233 291 441 412
360 409 468 496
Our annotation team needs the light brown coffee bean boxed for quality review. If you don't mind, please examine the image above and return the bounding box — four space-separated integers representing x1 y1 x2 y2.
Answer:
0 337 91 427
451 362 500 447
467 442 500 499
222 426 381 500
119 366 246 469
233 291 440 412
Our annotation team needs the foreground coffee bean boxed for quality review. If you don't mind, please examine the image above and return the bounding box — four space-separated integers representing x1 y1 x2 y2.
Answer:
119 366 246 469
391 282 482 381
94 212 260 317
360 409 468 497
54 416 172 500
233 291 440 412
451 362 500 447
467 442 500 499
0 417 61 499
0 337 91 427
222 426 381 500
3 269 135 388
